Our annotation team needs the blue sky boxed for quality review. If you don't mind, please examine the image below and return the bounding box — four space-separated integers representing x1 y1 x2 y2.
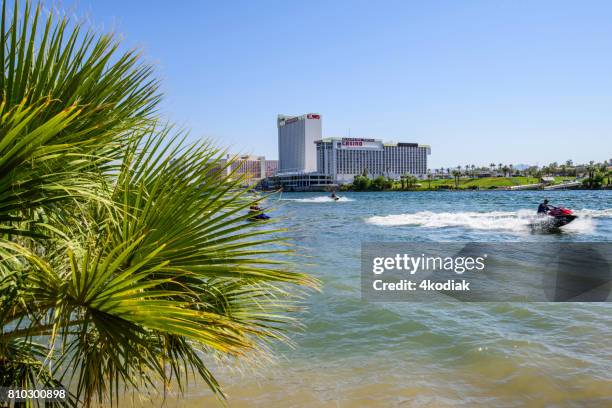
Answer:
49 0 611 168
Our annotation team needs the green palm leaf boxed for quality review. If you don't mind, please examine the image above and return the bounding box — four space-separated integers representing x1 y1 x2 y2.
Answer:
0 1 317 406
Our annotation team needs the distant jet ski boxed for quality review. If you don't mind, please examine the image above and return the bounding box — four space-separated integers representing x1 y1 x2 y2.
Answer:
248 204 270 221
330 193 340 201
248 213 270 221
530 206 577 230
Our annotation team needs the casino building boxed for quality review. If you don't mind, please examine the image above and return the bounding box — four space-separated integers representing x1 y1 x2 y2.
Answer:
315 137 431 184
270 112 432 189
277 113 322 173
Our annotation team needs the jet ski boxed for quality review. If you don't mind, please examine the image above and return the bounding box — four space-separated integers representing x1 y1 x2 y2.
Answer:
546 207 577 227
530 206 577 230
248 213 270 221
247 205 270 221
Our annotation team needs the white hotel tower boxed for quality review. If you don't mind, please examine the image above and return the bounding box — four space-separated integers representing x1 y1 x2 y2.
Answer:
277 113 322 173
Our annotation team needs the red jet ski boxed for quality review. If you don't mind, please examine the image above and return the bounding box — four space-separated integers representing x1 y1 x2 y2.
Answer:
531 206 577 230
546 206 577 227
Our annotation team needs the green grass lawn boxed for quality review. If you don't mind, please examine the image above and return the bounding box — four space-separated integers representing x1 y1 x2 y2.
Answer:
392 176 575 190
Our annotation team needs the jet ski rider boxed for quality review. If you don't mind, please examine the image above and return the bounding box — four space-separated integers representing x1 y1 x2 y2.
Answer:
537 199 551 215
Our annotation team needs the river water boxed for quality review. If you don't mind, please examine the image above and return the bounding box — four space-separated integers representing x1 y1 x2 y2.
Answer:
171 191 612 407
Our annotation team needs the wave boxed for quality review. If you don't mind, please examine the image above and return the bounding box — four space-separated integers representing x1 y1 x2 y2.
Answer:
366 210 529 231
365 208 610 233
281 196 354 203
576 208 612 218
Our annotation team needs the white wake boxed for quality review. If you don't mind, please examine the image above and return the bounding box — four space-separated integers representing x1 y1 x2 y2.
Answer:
281 196 354 203
365 208 609 233
575 208 612 218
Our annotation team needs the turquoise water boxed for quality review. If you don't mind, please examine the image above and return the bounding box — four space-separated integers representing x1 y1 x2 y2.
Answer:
195 191 612 407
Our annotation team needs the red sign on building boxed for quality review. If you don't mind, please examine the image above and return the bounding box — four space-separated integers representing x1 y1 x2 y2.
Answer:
341 140 363 147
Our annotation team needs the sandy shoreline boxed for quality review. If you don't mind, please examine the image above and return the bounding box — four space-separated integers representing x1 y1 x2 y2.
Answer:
122 358 612 407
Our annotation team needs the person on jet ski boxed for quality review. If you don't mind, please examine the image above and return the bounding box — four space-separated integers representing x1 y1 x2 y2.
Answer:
537 199 551 215
330 192 338 200
248 202 270 220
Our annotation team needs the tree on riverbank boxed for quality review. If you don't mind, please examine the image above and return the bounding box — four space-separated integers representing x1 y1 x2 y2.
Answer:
0 1 316 406
582 161 605 189
370 176 392 190
352 174 372 190
452 170 461 188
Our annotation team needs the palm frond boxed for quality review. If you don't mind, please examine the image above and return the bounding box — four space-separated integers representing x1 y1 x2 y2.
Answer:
0 2 317 406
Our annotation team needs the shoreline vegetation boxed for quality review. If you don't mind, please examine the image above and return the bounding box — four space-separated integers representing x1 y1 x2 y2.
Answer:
0 1 316 407
338 162 612 192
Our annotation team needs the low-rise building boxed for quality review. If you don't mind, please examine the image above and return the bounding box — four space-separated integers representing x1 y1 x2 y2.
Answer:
218 155 278 182
262 172 334 191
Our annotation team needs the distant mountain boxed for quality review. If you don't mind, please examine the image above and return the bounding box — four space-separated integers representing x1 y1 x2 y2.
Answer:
512 164 532 170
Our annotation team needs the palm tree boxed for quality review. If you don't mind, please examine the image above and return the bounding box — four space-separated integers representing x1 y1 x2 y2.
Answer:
598 161 607 173
451 170 461 188
0 2 316 406
426 169 433 189
586 160 596 188
406 175 418 189
550 162 559 175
